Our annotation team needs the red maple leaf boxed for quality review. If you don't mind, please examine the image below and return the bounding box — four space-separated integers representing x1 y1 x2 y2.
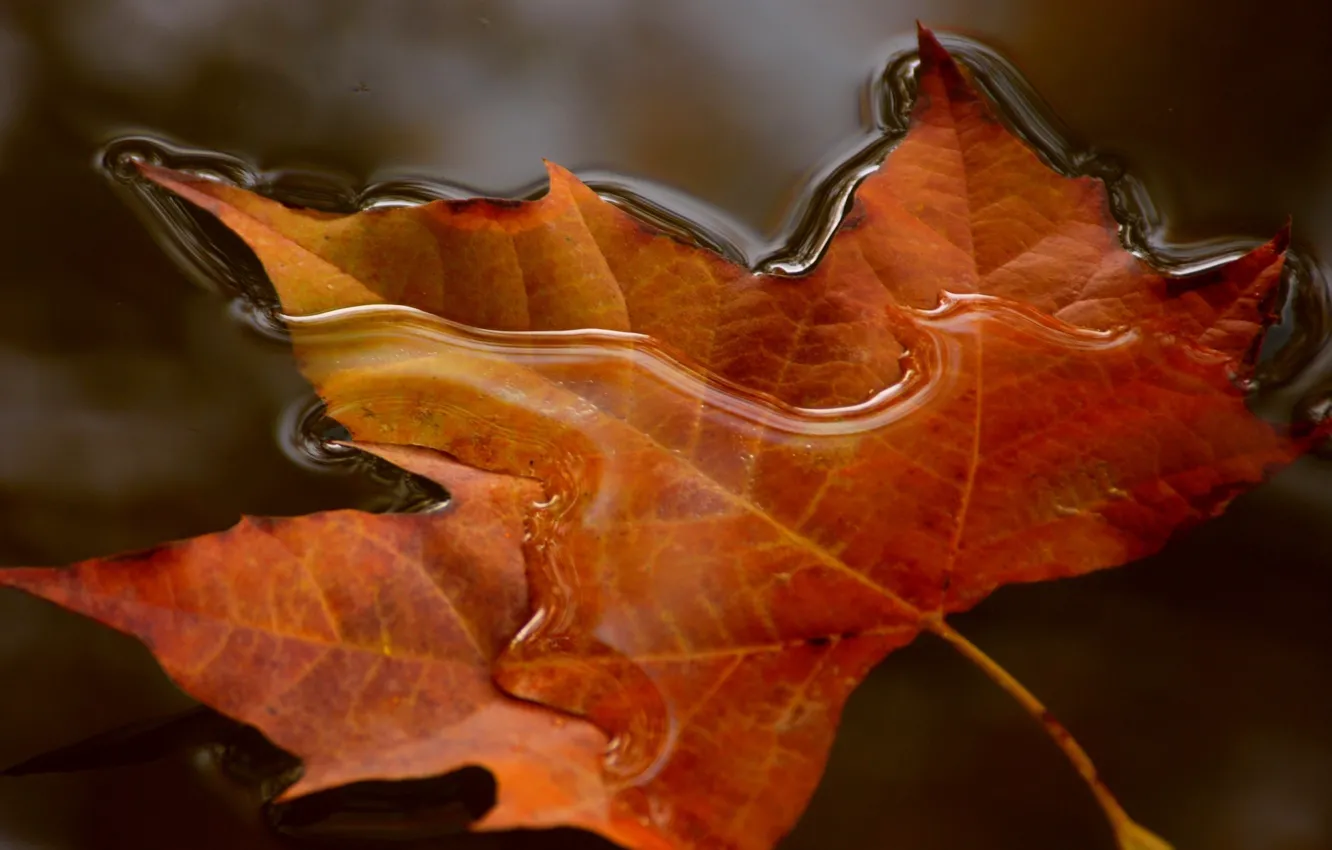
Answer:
2 26 1320 850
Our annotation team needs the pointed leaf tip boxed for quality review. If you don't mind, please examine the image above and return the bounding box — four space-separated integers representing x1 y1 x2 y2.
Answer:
1274 216 1293 252
914 24 973 104
541 159 584 195
915 24 950 67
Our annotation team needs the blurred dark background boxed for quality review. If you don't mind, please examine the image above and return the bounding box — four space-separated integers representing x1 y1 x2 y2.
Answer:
1 1 1330 848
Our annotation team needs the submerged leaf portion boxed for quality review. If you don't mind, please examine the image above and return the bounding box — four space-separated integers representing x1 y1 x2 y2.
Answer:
4 23 1320 850
0 445 662 848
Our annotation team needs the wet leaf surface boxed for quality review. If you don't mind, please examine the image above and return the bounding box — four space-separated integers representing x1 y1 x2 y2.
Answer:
1 26 1326 850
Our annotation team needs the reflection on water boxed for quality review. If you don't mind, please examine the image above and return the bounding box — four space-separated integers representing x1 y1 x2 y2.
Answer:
0 1 1331 849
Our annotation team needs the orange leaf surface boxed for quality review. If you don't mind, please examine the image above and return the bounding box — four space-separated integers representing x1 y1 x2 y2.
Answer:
0 444 663 848
4 25 1323 850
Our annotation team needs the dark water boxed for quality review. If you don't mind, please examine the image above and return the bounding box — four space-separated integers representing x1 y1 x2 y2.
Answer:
2 1 1331 849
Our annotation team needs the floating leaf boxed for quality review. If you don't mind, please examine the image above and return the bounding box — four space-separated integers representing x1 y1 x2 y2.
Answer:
3 25 1321 850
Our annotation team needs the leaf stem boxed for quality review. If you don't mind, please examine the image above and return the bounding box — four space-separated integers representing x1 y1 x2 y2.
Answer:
923 615 1172 850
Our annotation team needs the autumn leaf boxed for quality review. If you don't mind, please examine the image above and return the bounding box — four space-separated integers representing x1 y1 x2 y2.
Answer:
2 24 1322 850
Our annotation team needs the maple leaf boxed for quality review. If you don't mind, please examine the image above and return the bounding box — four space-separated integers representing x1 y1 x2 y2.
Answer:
2 25 1321 850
